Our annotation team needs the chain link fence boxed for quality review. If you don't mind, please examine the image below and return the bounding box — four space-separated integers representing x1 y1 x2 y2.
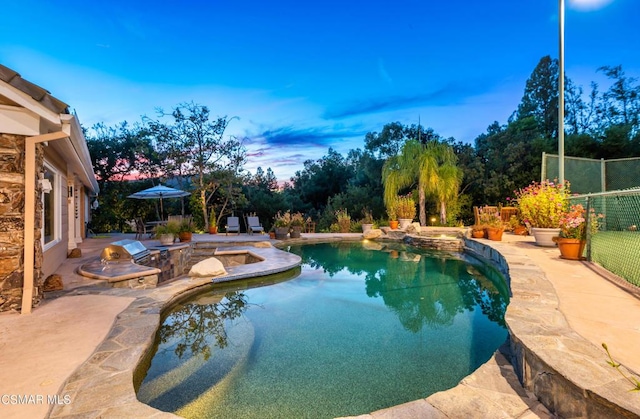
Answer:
542 154 640 194
570 189 640 287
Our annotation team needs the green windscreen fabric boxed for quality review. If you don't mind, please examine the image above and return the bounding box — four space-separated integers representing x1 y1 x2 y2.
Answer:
543 154 640 193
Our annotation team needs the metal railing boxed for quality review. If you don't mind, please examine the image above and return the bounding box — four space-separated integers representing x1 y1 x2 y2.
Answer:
569 188 640 287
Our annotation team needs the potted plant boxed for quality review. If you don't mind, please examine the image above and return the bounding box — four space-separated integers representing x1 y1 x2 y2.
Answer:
509 214 527 236
480 210 504 241
361 208 374 233
335 208 351 233
396 195 417 229
290 212 305 238
515 180 570 246
178 219 194 242
387 200 399 230
554 204 603 260
471 224 486 239
208 208 218 234
273 211 291 240
155 221 180 245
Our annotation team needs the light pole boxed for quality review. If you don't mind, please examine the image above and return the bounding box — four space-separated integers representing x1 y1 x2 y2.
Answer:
559 0 565 186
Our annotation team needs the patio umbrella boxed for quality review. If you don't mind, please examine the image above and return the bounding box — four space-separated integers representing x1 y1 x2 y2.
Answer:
127 184 190 219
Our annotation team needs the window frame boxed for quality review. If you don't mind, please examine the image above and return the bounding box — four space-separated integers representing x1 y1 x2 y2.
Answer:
42 161 62 251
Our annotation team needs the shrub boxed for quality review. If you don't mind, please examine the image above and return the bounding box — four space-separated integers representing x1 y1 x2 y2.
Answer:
515 180 570 228
335 208 351 233
396 195 417 220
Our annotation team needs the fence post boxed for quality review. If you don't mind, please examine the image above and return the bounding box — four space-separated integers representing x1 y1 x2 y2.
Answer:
585 196 592 262
600 158 606 192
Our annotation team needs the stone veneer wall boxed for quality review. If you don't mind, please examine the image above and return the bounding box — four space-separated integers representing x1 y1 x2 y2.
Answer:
0 133 44 312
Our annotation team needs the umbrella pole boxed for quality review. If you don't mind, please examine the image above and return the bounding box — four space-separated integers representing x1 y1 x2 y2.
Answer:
160 197 164 220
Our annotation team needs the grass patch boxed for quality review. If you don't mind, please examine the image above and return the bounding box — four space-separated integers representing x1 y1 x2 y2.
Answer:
591 231 640 287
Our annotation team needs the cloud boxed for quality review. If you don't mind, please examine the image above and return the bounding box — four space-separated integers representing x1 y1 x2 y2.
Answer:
323 84 472 119
241 124 368 180
569 0 614 11
255 125 365 148
377 58 393 87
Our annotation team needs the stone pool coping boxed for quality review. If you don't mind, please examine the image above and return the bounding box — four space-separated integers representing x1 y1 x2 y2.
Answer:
47 236 639 418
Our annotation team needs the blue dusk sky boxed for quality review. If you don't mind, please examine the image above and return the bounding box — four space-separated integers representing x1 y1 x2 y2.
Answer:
2 0 639 180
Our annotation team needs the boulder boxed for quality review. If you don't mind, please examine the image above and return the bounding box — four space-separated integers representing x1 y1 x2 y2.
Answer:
362 241 384 251
189 257 227 278
68 248 82 258
385 229 407 240
43 274 63 291
405 222 422 235
363 229 382 239
253 241 273 248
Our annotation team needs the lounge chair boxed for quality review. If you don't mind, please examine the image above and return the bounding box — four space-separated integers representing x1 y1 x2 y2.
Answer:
225 216 240 235
247 216 264 235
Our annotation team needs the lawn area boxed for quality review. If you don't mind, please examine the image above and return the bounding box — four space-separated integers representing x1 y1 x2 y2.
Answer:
591 231 640 287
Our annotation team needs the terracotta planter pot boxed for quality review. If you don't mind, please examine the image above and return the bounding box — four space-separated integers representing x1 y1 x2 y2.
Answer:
554 237 586 260
178 232 192 242
471 229 485 239
513 226 527 236
389 220 399 230
208 226 218 234
486 227 504 241
269 232 276 239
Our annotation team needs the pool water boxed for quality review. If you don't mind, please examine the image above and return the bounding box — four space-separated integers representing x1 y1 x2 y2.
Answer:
138 242 509 418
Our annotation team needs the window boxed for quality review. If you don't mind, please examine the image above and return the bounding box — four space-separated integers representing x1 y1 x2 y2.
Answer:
42 162 60 250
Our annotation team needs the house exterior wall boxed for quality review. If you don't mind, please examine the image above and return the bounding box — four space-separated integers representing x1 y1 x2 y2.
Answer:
41 148 69 279
0 133 44 311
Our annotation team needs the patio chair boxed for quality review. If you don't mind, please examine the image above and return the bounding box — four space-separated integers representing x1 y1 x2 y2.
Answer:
247 216 264 235
225 216 240 236
134 217 151 240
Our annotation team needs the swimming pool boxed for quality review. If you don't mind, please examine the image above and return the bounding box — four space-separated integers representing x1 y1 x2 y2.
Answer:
137 241 508 418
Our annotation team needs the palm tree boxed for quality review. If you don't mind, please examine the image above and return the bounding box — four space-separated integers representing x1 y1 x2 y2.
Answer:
431 148 462 224
382 140 461 225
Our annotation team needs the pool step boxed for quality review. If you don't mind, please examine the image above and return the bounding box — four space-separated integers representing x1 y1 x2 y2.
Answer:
137 317 254 408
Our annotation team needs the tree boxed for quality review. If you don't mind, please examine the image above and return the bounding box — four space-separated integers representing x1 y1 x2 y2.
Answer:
87 121 160 184
516 55 559 141
597 65 640 130
242 167 287 231
364 122 408 159
474 117 550 204
146 102 246 229
382 139 461 225
289 148 354 210
85 122 161 231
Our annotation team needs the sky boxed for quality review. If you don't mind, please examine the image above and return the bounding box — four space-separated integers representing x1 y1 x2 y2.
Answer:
2 0 639 181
